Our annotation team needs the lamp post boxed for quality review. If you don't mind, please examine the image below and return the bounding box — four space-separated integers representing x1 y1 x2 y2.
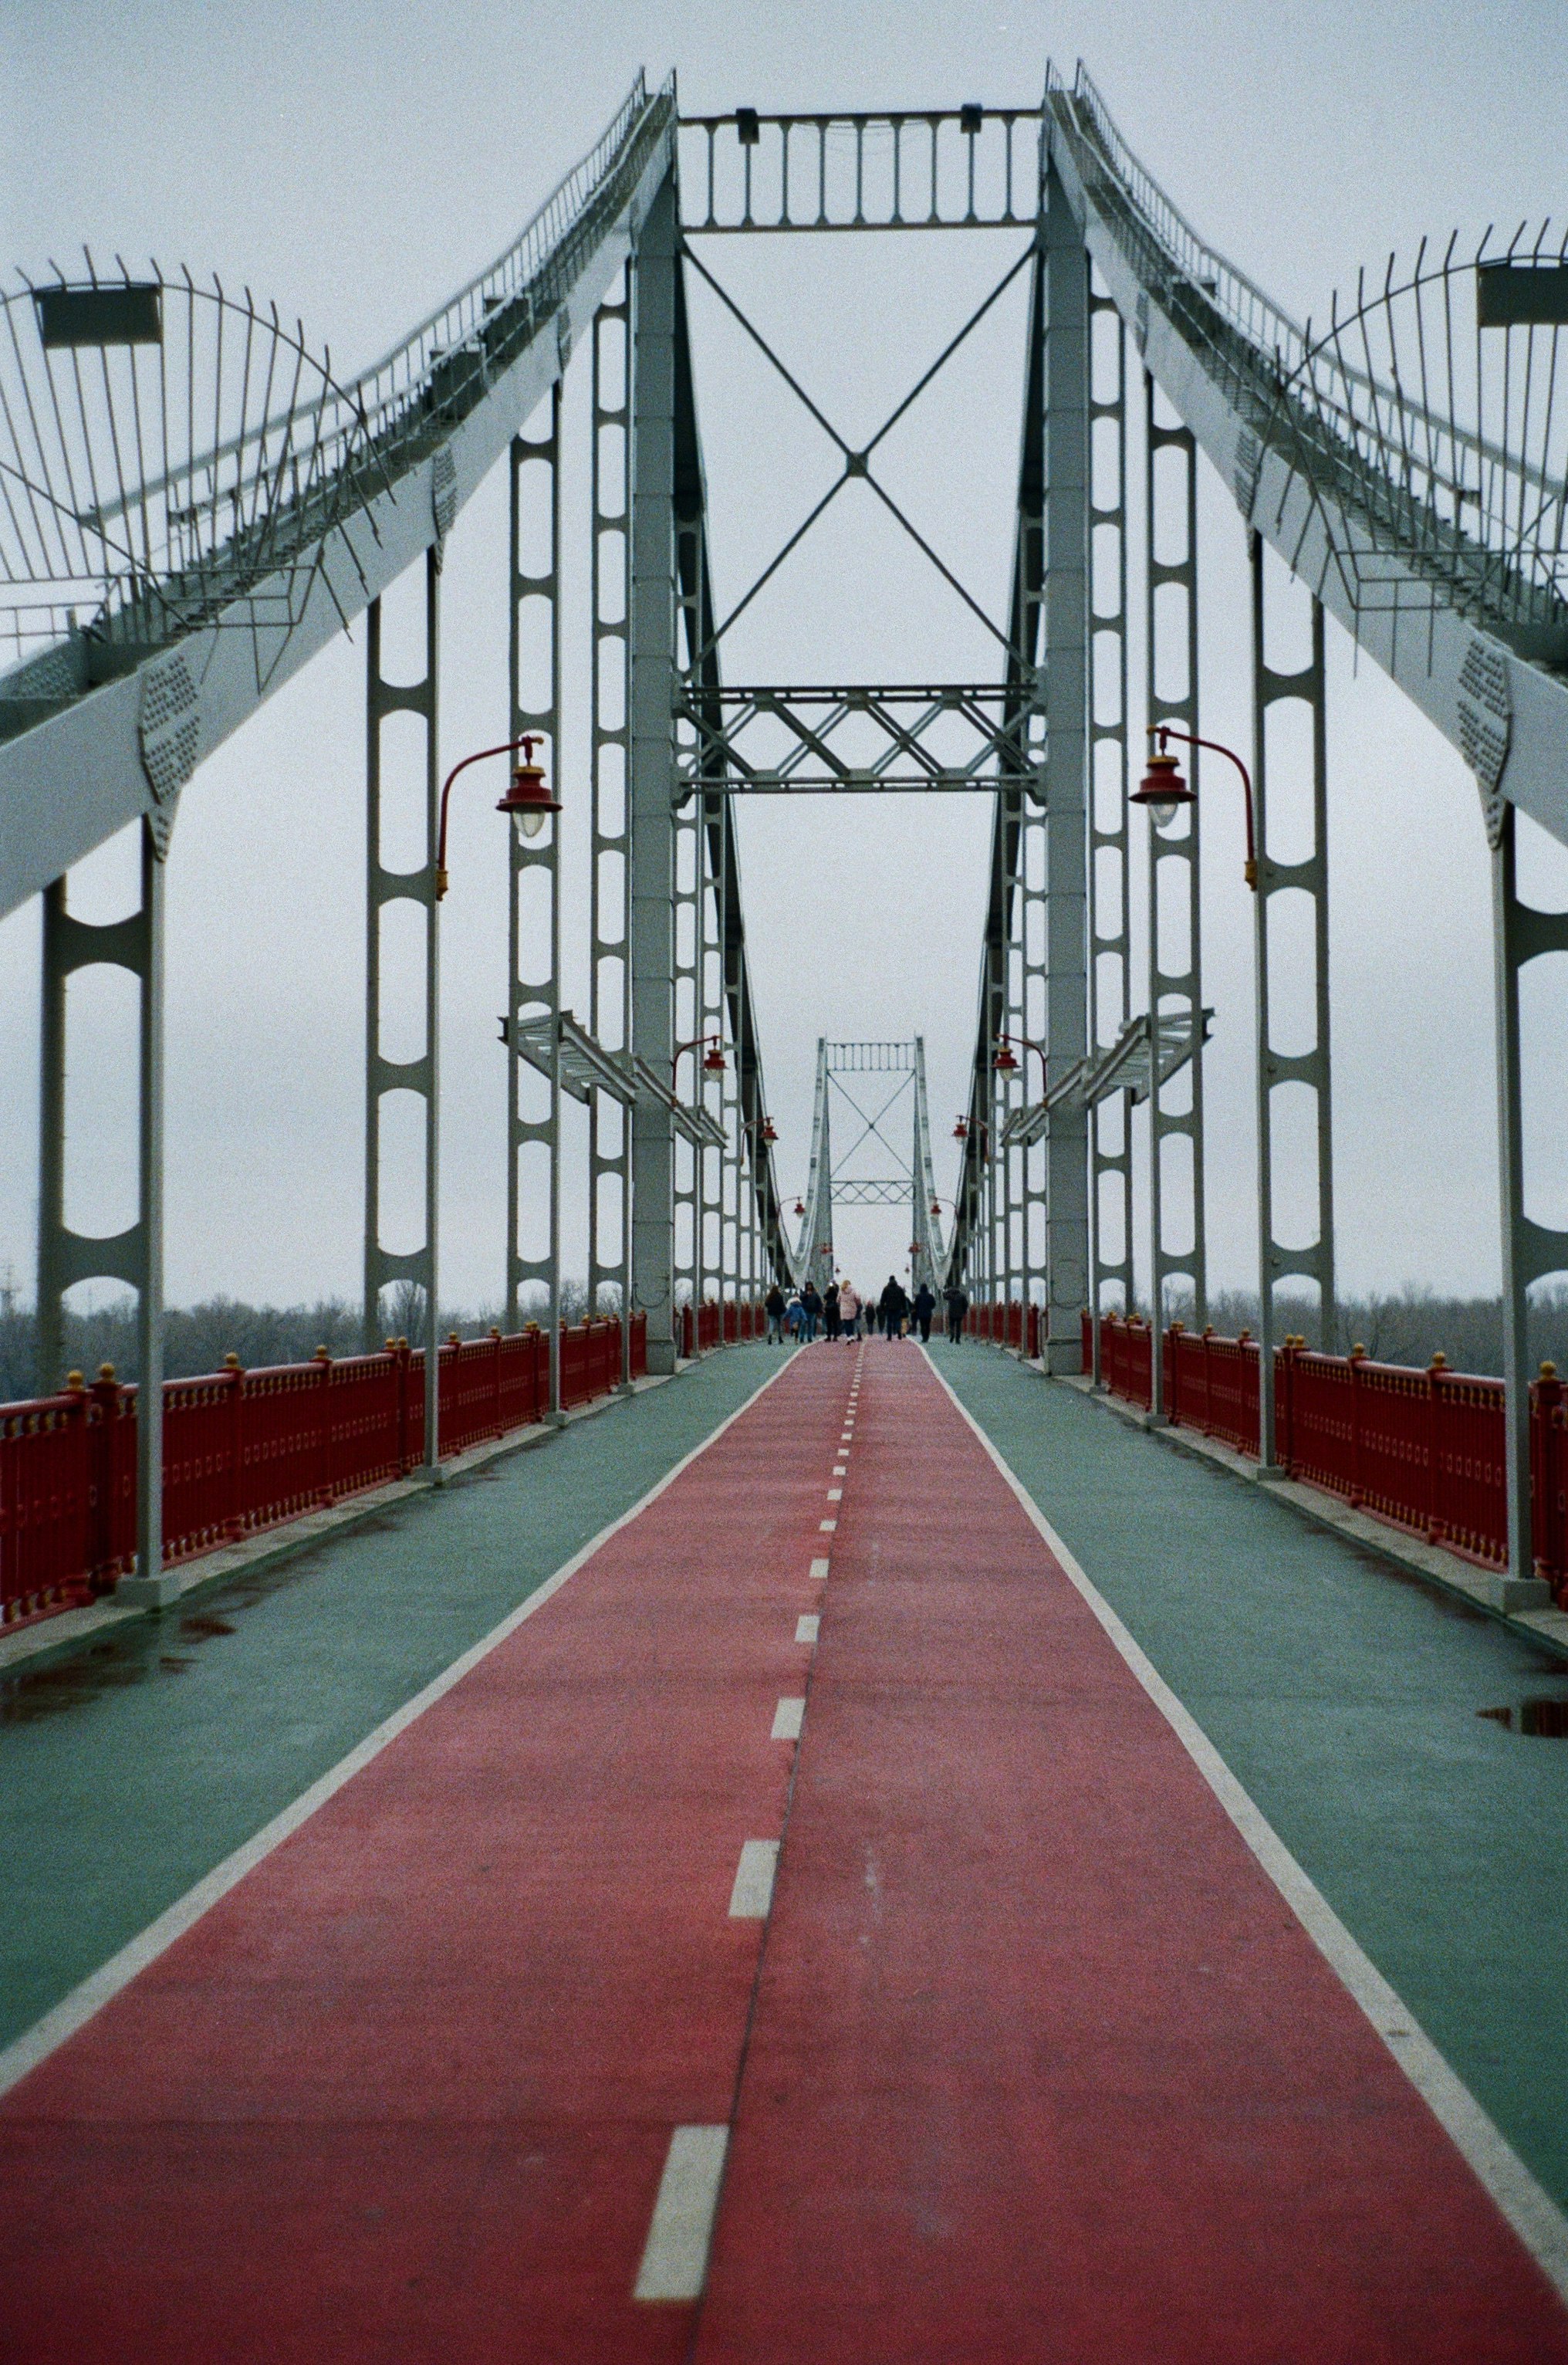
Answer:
437 735 560 901
673 1036 726 1318
738 1114 778 1308
993 1034 1050 1321
438 734 562 1421
1132 724 1275 1462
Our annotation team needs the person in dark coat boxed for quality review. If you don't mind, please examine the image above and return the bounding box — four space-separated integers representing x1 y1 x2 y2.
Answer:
823 1280 842 1341
945 1283 969 1342
801 1280 822 1342
912 1281 936 1342
879 1275 909 1338
765 1282 786 1343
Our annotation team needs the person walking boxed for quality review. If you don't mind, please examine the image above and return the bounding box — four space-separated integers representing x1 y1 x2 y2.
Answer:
765 1281 786 1343
786 1290 803 1342
801 1280 822 1342
879 1274 909 1340
839 1280 861 1339
913 1280 936 1343
945 1281 969 1342
823 1280 842 1342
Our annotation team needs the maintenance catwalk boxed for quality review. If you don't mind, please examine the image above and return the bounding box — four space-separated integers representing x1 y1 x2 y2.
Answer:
3 1342 1567 2360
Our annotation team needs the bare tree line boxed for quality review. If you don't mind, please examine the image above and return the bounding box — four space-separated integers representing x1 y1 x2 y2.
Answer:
0 1278 614 1401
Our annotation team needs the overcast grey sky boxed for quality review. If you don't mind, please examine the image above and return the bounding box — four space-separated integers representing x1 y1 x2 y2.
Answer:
3 0 1566 1318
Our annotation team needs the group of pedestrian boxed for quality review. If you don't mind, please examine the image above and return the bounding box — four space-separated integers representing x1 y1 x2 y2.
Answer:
764 1274 968 1345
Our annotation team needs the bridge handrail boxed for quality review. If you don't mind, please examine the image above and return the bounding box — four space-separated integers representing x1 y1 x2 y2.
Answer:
0 1313 651 1629
1083 1309 1568 1599
1048 62 1568 648
0 74 672 675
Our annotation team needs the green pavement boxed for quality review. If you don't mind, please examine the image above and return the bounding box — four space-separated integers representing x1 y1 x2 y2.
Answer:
938 1340 1568 2214
0 1346 784 2053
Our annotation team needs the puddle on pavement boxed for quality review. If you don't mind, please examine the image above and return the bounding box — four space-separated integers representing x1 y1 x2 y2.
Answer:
1 1629 208 1724
1 1560 332 1724
1477 1700 1568 1737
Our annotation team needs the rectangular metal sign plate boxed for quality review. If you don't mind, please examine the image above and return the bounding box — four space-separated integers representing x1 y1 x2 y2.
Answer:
35 284 163 348
1476 262 1568 329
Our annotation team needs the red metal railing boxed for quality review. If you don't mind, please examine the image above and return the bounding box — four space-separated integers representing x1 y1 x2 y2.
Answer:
1091 1310 1568 1602
962 1301 1045 1357
679 1299 763 1355
0 1306 658 1630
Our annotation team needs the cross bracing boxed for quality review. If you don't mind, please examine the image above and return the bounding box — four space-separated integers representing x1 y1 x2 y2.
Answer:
2 59 1566 1602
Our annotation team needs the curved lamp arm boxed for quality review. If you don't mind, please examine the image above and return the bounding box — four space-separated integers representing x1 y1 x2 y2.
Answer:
1152 725 1258 890
435 738 535 901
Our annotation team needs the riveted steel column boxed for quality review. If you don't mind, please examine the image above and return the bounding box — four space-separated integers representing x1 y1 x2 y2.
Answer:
509 390 563 1413
363 551 441 1470
1144 377 1205 1412
35 877 71 1398
1250 536 1334 1470
1489 804 1566 1605
671 790 701 1327
1038 164 1090 1371
1087 288 1131 1378
589 272 633 1379
627 168 681 1373
38 819 172 1601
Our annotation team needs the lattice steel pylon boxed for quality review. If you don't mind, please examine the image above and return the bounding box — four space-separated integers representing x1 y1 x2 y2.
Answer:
789 1041 944 1296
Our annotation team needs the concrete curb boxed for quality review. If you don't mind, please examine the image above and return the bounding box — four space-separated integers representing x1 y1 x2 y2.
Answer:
1056 1369 1568 1666
0 1369 676 1679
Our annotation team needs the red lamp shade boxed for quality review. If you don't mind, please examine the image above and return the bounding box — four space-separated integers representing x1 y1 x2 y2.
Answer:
497 740 560 841
952 1117 968 1140
930 1199 941 1217
1132 746 1192 825
702 1041 726 1075
760 1118 778 1143
993 1041 1020 1074
793 1199 806 1216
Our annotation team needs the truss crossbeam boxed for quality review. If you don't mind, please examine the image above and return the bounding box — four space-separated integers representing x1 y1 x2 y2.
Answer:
831 1179 909 1206
674 682 1043 799
679 110 1045 237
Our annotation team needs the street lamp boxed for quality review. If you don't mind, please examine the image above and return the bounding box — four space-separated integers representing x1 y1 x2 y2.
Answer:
993 1033 1049 1091
1134 725 1257 890
1132 719 1274 1457
435 734 559 900
672 1033 727 1089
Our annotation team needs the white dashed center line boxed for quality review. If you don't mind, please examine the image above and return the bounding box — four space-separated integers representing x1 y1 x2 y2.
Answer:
796 1613 819 1643
728 1839 779 1918
634 2126 729 2302
771 1696 805 1741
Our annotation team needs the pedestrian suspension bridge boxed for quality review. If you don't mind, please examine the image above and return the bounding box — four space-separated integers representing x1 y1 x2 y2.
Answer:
2 63 1568 2362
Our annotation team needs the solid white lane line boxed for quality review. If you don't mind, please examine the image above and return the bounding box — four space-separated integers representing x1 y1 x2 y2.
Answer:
634 2125 729 2302
796 1614 819 1643
921 1347 1568 2307
0 1352 806 2106
728 1839 779 1918
809 1556 830 1579
771 1696 805 1741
